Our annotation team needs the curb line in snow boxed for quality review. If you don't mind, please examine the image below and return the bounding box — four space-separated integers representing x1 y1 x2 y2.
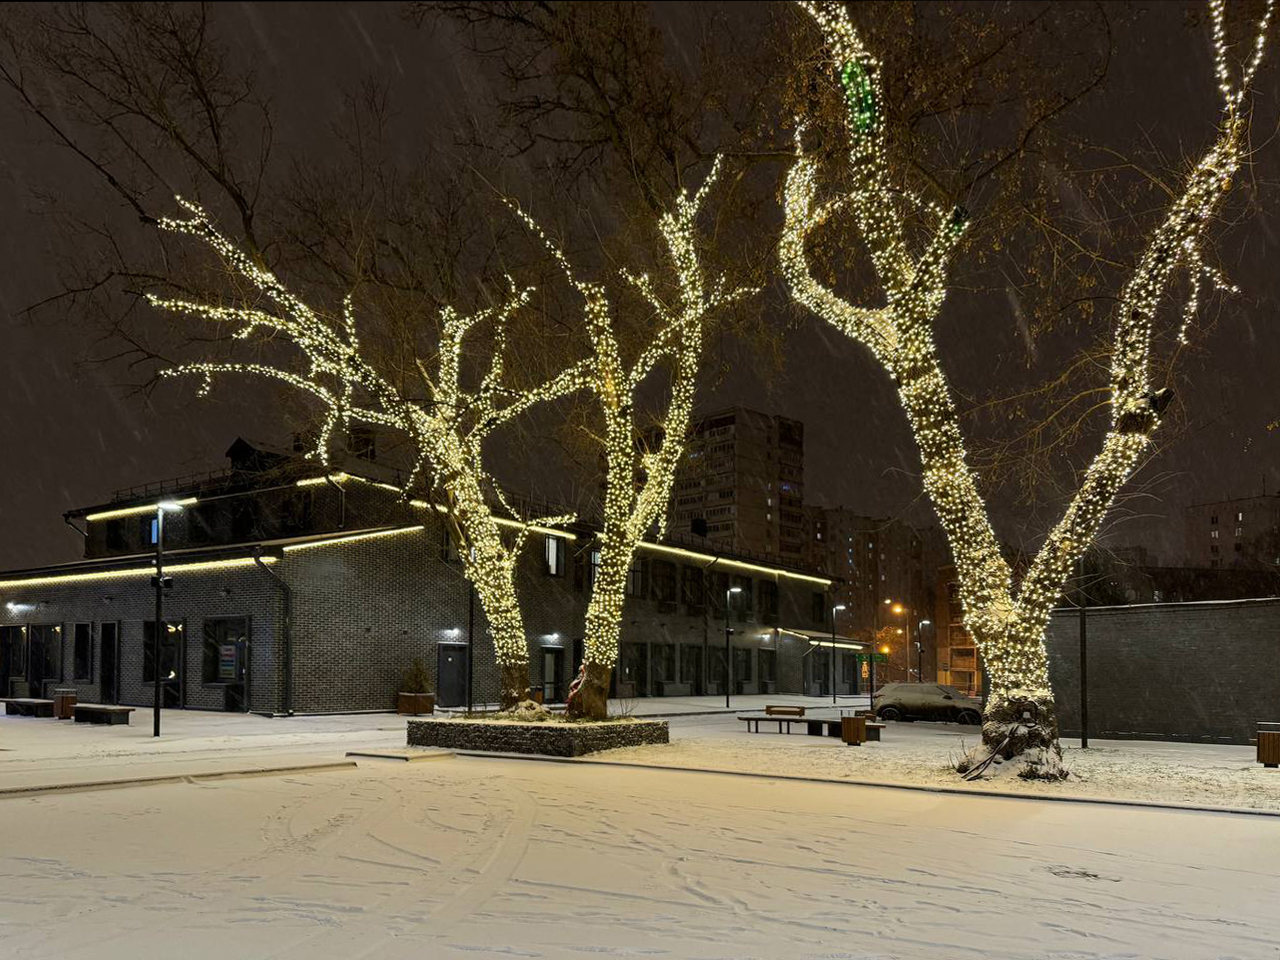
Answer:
0 760 358 800
454 751 1280 819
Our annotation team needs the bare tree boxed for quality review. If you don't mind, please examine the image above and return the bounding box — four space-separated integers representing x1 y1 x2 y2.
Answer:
780 0 1272 778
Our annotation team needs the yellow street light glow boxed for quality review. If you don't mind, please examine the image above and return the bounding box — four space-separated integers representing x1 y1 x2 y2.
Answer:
891 603 904 615
636 541 832 586
0 555 275 590
880 644 891 655
85 497 198 522
282 526 425 552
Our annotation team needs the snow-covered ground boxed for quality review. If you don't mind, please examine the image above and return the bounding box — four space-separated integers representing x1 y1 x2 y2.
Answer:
2 751 1277 959
601 712 1280 812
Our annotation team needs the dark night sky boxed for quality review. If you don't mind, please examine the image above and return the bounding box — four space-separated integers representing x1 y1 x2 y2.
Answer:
2 1 1278 572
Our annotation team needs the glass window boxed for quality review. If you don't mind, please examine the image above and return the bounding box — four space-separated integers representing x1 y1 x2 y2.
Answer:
681 566 704 607
1 625 27 682
203 618 247 684
106 520 126 552
651 561 677 602
758 581 779 621
143 621 183 683
544 536 565 577
654 645 677 682
588 549 601 588
733 647 752 682
811 592 826 625
626 560 647 599
73 623 92 681
759 649 777 683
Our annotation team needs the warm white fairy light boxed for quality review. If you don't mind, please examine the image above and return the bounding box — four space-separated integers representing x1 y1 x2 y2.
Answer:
509 159 756 714
781 0 1269 755
149 203 592 705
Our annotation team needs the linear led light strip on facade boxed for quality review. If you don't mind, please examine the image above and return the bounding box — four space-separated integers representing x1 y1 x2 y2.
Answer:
0 555 277 590
83 497 199 522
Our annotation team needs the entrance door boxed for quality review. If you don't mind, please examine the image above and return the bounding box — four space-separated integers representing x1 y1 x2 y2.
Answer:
28 624 60 696
1 626 26 697
542 648 563 703
99 623 118 704
437 645 467 708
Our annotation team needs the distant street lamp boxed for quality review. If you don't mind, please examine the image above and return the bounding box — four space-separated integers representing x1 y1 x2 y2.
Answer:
916 619 931 681
831 603 847 704
152 500 185 738
725 585 742 708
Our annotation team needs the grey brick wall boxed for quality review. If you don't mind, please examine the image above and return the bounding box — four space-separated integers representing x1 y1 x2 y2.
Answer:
2 525 831 714
1046 598 1280 743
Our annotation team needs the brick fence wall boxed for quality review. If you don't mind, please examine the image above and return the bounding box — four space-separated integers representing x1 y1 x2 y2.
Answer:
1046 598 1280 743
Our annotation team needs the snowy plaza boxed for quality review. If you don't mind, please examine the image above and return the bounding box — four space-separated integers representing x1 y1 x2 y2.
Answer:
2 704 1279 959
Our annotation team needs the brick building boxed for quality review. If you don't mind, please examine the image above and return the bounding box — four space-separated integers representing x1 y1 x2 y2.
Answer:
0 440 845 714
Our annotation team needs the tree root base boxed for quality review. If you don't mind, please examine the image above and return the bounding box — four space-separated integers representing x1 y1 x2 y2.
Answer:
955 689 1068 782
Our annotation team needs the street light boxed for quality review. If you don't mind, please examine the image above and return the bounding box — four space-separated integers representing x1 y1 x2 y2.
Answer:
725 585 742 708
831 603 847 705
916 619 931 681
152 500 185 738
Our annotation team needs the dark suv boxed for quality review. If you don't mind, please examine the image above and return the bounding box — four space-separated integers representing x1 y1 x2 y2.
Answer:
873 683 982 724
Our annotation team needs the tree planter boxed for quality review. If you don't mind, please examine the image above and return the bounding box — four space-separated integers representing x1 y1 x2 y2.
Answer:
397 692 435 716
407 717 668 757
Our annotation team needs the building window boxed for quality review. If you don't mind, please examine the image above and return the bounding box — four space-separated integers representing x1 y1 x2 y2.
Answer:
106 520 126 552
1 625 28 680
203 618 247 685
1210 530 1219 539
142 621 183 683
758 581 779 622
811 592 826 625
1235 542 1243 552
626 561 648 599
732 576 753 619
143 516 159 546
73 623 92 681
1237 511 1244 522
652 560 678 603
588 549 601 588
1235 526 1243 537
544 535 565 577
759 649 777 684
733 648 753 684
681 566 704 607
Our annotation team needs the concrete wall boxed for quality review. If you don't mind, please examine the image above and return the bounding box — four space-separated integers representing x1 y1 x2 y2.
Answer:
1046 598 1280 744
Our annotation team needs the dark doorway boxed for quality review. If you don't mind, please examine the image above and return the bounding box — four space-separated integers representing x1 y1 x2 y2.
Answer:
618 643 649 697
1 625 27 697
681 645 703 696
28 624 61 696
437 645 466 707
203 618 248 712
99 622 119 704
143 620 184 708
542 648 564 703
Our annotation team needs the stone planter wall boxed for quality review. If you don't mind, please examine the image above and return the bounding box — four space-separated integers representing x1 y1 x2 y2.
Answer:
406 718 669 757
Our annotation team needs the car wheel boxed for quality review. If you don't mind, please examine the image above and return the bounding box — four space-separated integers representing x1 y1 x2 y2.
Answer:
878 706 901 721
957 709 980 725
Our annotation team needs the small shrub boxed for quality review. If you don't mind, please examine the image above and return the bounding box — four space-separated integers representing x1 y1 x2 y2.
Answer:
402 658 431 694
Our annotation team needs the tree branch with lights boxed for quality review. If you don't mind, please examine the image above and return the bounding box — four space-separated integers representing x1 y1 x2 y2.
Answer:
510 159 755 719
781 0 1271 778
148 199 591 707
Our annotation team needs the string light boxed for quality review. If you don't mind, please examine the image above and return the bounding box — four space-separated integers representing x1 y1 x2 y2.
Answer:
781 0 1270 771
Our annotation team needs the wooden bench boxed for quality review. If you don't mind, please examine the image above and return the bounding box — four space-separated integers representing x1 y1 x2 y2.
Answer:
740 714 848 738
1 698 55 718
73 704 135 726
765 704 805 717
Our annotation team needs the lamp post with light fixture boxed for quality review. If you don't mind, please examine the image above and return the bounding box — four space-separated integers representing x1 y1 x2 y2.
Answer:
725 585 742 708
916 619 931 681
152 500 184 737
831 603 846 704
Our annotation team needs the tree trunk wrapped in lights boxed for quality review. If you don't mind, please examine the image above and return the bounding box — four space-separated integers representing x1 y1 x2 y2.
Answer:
511 161 755 719
782 0 1271 778
148 203 590 708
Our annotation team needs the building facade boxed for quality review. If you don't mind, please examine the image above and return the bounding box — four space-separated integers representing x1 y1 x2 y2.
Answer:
669 407 807 566
1 441 846 713
1184 494 1280 569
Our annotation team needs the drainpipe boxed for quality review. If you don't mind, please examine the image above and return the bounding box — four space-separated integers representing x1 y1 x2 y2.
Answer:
254 548 293 716
325 476 346 529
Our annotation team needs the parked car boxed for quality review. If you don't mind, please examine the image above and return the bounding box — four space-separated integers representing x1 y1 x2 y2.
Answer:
872 683 982 724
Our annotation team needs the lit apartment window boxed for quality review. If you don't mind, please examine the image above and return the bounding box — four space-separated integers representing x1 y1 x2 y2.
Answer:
1237 511 1244 522
544 535 565 577
1236 527 1243 537
1211 530 1219 539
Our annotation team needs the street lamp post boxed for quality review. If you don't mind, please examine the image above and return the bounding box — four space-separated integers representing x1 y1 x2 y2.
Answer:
725 586 742 708
917 620 931 682
831 603 846 704
152 500 184 738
